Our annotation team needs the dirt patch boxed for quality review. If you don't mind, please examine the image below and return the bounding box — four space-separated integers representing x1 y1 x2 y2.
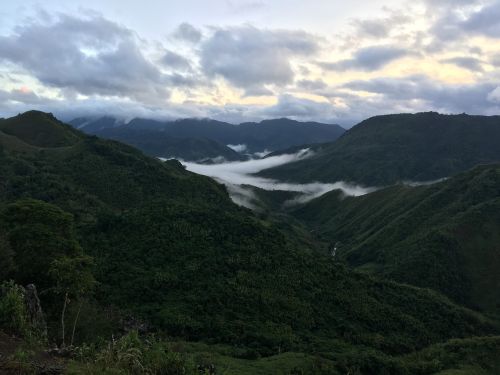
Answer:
0 331 65 375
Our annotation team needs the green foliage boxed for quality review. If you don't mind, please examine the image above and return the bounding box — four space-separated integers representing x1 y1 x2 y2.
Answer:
1 199 82 290
4 347 38 375
70 331 195 375
0 110 82 148
1 111 499 373
292 164 500 315
49 255 96 298
403 336 500 374
0 231 16 281
0 281 29 335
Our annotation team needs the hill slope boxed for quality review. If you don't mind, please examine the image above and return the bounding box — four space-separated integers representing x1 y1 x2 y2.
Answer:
292 164 500 316
260 112 500 185
1 111 82 148
1 111 499 373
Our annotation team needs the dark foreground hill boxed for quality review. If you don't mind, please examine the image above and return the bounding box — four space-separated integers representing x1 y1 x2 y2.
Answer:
0 111 499 374
260 112 500 185
71 116 346 154
292 164 500 317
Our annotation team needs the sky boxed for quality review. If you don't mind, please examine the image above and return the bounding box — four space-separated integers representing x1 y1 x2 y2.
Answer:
1 0 500 126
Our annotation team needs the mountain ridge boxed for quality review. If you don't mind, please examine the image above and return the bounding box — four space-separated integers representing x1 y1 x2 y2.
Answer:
69 116 346 154
1 111 498 374
259 112 500 185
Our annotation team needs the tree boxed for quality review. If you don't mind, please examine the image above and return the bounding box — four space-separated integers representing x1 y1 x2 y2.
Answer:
49 255 96 347
0 233 15 281
1 199 96 347
1 199 80 289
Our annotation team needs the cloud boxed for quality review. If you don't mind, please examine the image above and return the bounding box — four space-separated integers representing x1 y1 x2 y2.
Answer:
351 11 410 40
318 45 411 72
0 87 48 107
200 25 320 94
161 50 192 72
440 56 484 72
430 1 500 43
490 53 500 66
488 87 500 103
461 1 500 38
172 22 202 44
242 86 274 97
296 79 328 91
164 73 205 89
181 149 374 208
352 19 392 39
256 94 336 121
226 1 266 14
227 144 247 153
343 74 500 115
0 13 169 103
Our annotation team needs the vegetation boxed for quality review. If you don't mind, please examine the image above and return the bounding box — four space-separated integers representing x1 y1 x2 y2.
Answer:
0 111 499 374
260 112 500 185
0 281 30 336
292 164 500 316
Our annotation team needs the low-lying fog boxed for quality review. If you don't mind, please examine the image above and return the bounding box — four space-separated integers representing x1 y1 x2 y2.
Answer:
180 149 376 209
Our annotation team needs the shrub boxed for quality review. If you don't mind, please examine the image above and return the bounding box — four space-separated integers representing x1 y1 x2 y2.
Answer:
0 280 29 336
75 331 196 375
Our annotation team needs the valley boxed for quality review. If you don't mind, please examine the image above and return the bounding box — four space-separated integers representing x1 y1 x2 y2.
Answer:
1 111 500 374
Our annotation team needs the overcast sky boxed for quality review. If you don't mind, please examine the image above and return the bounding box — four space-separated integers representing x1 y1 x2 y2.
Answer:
1 0 500 126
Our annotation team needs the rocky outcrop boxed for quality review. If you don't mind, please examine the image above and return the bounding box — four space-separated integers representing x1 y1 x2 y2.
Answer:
23 284 48 342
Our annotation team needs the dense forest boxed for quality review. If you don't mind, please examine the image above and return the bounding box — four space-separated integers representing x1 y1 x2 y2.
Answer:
0 111 499 374
292 164 500 315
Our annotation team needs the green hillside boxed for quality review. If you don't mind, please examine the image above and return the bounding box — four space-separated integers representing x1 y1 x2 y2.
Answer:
292 164 500 316
1 111 499 374
0 111 82 148
260 112 500 185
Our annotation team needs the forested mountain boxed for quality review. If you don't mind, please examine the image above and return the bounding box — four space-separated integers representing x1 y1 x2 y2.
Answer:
70 116 345 154
292 164 500 316
88 127 245 161
259 112 500 185
1 111 499 374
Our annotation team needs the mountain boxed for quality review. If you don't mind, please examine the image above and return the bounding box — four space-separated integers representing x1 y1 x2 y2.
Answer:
1 111 82 148
70 116 346 154
1 111 499 374
259 112 500 185
89 127 245 162
292 164 500 316
69 115 125 133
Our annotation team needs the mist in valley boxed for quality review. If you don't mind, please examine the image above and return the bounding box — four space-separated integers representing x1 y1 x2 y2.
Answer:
181 149 376 209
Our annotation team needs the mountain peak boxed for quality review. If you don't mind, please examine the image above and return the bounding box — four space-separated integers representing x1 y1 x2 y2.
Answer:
0 110 82 148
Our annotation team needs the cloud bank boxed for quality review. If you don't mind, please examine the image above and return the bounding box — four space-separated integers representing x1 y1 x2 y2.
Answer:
1 1 500 126
181 149 375 208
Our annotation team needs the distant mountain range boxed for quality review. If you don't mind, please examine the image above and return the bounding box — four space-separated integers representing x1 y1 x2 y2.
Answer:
259 112 500 185
69 116 345 161
88 127 246 162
